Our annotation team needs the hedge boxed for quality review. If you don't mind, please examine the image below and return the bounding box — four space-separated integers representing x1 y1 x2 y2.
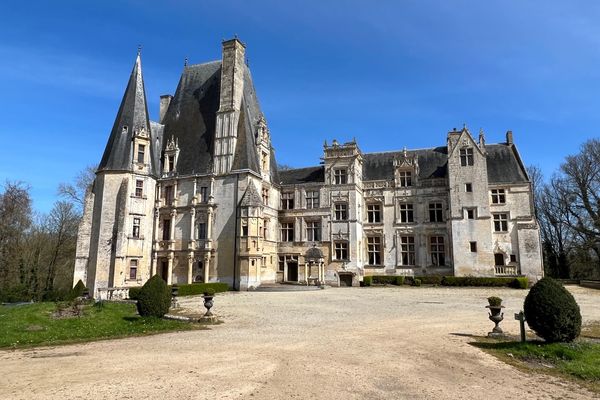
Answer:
441 276 528 289
173 282 229 296
371 275 404 285
361 276 373 286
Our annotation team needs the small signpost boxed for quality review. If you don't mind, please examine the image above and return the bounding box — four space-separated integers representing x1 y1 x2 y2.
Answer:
514 311 526 342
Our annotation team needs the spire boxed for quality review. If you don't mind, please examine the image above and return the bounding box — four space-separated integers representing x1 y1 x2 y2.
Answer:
97 50 153 174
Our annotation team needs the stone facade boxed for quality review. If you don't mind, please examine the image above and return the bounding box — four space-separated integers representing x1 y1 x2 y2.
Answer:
75 39 544 296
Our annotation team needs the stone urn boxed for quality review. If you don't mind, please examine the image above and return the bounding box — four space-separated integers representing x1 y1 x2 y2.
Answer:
202 293 214 317
486 296 505 337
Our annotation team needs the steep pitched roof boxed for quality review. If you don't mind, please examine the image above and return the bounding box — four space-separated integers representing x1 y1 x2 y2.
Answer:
239 183 263 207
160 61 222 175
278 143 528 185
98 54 155 174
363 147 448 181
485 144 528 183
279 166 325 184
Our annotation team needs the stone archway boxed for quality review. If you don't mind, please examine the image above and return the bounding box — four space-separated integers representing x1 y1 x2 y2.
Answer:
304 245 325 285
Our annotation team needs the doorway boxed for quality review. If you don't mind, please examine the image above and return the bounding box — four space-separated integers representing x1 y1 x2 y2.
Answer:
287 261 298 282
339 273 353 287
161 261 169 282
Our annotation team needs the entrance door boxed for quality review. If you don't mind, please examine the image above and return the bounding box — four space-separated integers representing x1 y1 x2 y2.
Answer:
161 261 169 282
339 274 353 287
287 262 298 282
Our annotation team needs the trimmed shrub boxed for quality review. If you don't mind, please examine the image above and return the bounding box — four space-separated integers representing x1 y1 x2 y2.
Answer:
418 276 443 285
69 280 87 300
372 276 395 285
136 275 172 318
174 282 229 296
412 278 422 287
394 276 405 286
524 277 581 343
128 286 143 300
441 276 528 288
362 276 373 287
487 296 502 307
512 277 529 289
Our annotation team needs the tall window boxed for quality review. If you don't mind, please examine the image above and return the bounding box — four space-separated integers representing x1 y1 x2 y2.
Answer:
167 155 175 171
162 219 171 240
334 203 348 221
367 236 382 265
430 236 445 266
399 203 414 223
398 171 412 187
281 192 294 209
399 236 415 266
200 186 208 203
241 222 248 237
334 241 348 260
306 221 321 242
306 190 319 209
132 217 141 238
494 253 505 266
198 223 207 239
281 222 294 242
470 241 477 252
135 180 144 197
465 183 473 192
466 208 476 219
493 213 508 232
460 148 474 166
429 203 443 223
262 187 269 206
137 144 145 163
334 168 348 184
164 186 173 205
367 204 382 223
491 189 506 204
129 259 138 280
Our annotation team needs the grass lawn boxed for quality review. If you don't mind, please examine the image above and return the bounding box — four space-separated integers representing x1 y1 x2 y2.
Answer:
473 323 600 393
0 301 200 349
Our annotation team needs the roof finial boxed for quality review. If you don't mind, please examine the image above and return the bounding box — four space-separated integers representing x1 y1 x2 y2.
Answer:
184 57 188 67
137 44 142 56
234 33 238 39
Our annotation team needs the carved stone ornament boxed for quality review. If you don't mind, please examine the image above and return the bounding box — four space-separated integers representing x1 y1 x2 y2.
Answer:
165 136 179 152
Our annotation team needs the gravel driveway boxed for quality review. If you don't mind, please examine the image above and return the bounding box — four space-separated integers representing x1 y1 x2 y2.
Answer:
1 286 598 400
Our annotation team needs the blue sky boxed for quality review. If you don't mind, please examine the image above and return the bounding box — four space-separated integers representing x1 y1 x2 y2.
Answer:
1 1 600 212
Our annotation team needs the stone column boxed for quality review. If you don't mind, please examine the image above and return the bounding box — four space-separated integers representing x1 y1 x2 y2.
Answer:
190 208 196 242
169 210 176 241
151 253 157 277
207 206 214 240
167 254 173 285
304 263 308 285
187 253 194 284
203 254 210 283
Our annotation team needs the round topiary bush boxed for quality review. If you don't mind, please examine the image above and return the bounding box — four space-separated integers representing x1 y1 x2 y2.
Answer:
136 275 172 318
523 277 581 343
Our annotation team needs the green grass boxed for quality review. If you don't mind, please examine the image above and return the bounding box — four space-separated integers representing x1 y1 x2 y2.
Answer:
0 301 199 349
473 338 600 392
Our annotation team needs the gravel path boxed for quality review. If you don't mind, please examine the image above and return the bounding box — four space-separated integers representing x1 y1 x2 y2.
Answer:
1 286 598 399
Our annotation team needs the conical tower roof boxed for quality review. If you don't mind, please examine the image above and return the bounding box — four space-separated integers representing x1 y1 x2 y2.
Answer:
97 52 154 174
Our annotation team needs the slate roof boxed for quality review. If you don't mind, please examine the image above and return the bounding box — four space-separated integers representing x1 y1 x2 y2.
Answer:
278 166 325 184
160 61 222 175
278 144 528 185
239 184 263 207
98 54 158 175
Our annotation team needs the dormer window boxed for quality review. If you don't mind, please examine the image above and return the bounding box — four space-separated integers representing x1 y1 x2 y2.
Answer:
137 144 146 164
398 171 412 187
460 148 474 166
122 126 128 134
168 155 175 171
334 168 348 184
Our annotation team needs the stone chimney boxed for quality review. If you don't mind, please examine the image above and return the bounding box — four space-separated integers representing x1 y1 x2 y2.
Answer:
159 95 173 123
218 38 246 112
506 130 514 145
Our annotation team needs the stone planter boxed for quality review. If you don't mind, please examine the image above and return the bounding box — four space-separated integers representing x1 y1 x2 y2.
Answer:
202 295 214 317
486 305 505 337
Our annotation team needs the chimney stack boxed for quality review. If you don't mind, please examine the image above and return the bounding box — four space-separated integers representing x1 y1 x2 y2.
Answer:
506 130 514 145
159 95 173 123
218 38 246 112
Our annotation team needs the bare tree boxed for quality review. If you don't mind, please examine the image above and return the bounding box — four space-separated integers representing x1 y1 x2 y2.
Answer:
555 139 600 272
0 181 32 291
57 165 96 211
43 201 79 292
